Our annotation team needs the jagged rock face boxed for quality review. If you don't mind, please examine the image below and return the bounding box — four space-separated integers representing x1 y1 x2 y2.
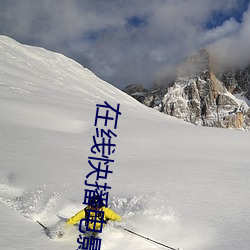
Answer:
122 84 147 103
217 66 250 99
123 49 250 130
162 74 249 128
161 49 250 128
123 83 146 95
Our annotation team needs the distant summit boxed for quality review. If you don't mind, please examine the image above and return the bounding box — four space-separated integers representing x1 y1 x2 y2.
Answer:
177 49 210 78
123 49 250 130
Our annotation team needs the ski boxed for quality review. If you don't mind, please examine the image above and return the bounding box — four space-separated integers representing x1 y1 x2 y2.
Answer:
57 214 69 221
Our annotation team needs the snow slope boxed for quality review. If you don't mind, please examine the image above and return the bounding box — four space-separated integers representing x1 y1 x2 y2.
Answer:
0 36 250 250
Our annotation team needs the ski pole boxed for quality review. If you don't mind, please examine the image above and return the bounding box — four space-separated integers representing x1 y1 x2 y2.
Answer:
121 226 181 250
37 220 48 230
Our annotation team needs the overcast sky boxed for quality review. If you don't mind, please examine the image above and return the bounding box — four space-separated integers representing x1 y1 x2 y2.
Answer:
0 0 249 89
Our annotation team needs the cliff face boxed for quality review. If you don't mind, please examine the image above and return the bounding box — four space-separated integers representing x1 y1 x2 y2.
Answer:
123 49 250 130
217 66 250 99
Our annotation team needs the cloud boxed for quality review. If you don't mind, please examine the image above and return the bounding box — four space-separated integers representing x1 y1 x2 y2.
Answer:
209 4 250 69
200 18 240 45
0 0 249 88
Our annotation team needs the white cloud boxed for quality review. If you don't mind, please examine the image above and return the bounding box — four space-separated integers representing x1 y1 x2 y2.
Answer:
209 5 250 68
0 0 249 88
200 18 240 45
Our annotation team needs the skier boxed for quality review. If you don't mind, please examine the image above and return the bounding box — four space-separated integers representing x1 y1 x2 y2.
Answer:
66 196 122 235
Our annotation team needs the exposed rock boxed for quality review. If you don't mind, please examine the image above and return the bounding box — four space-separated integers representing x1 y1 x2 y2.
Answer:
122 84 147 103
123 83 146 95
217 66 250 99
123 49 250 130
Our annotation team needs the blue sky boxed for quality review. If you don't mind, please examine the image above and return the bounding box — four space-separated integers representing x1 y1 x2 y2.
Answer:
206 0 249 28
0 0 249 89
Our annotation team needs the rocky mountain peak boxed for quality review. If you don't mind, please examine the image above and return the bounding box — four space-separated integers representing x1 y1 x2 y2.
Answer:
123 49 250 130
177 49 210 78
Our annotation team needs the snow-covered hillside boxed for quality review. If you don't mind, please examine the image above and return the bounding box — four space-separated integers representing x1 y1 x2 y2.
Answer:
0 36 250 250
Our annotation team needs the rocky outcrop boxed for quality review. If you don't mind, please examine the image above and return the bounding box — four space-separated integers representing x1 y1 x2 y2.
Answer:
123 49 250 130
122 84 147 103
217 66 250 99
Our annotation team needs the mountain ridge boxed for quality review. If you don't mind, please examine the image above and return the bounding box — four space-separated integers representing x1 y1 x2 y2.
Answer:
123 49 250 130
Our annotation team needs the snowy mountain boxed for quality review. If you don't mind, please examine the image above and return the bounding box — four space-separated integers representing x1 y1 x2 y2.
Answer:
1 36 250 250
217 65 250 100
124 49 250 130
